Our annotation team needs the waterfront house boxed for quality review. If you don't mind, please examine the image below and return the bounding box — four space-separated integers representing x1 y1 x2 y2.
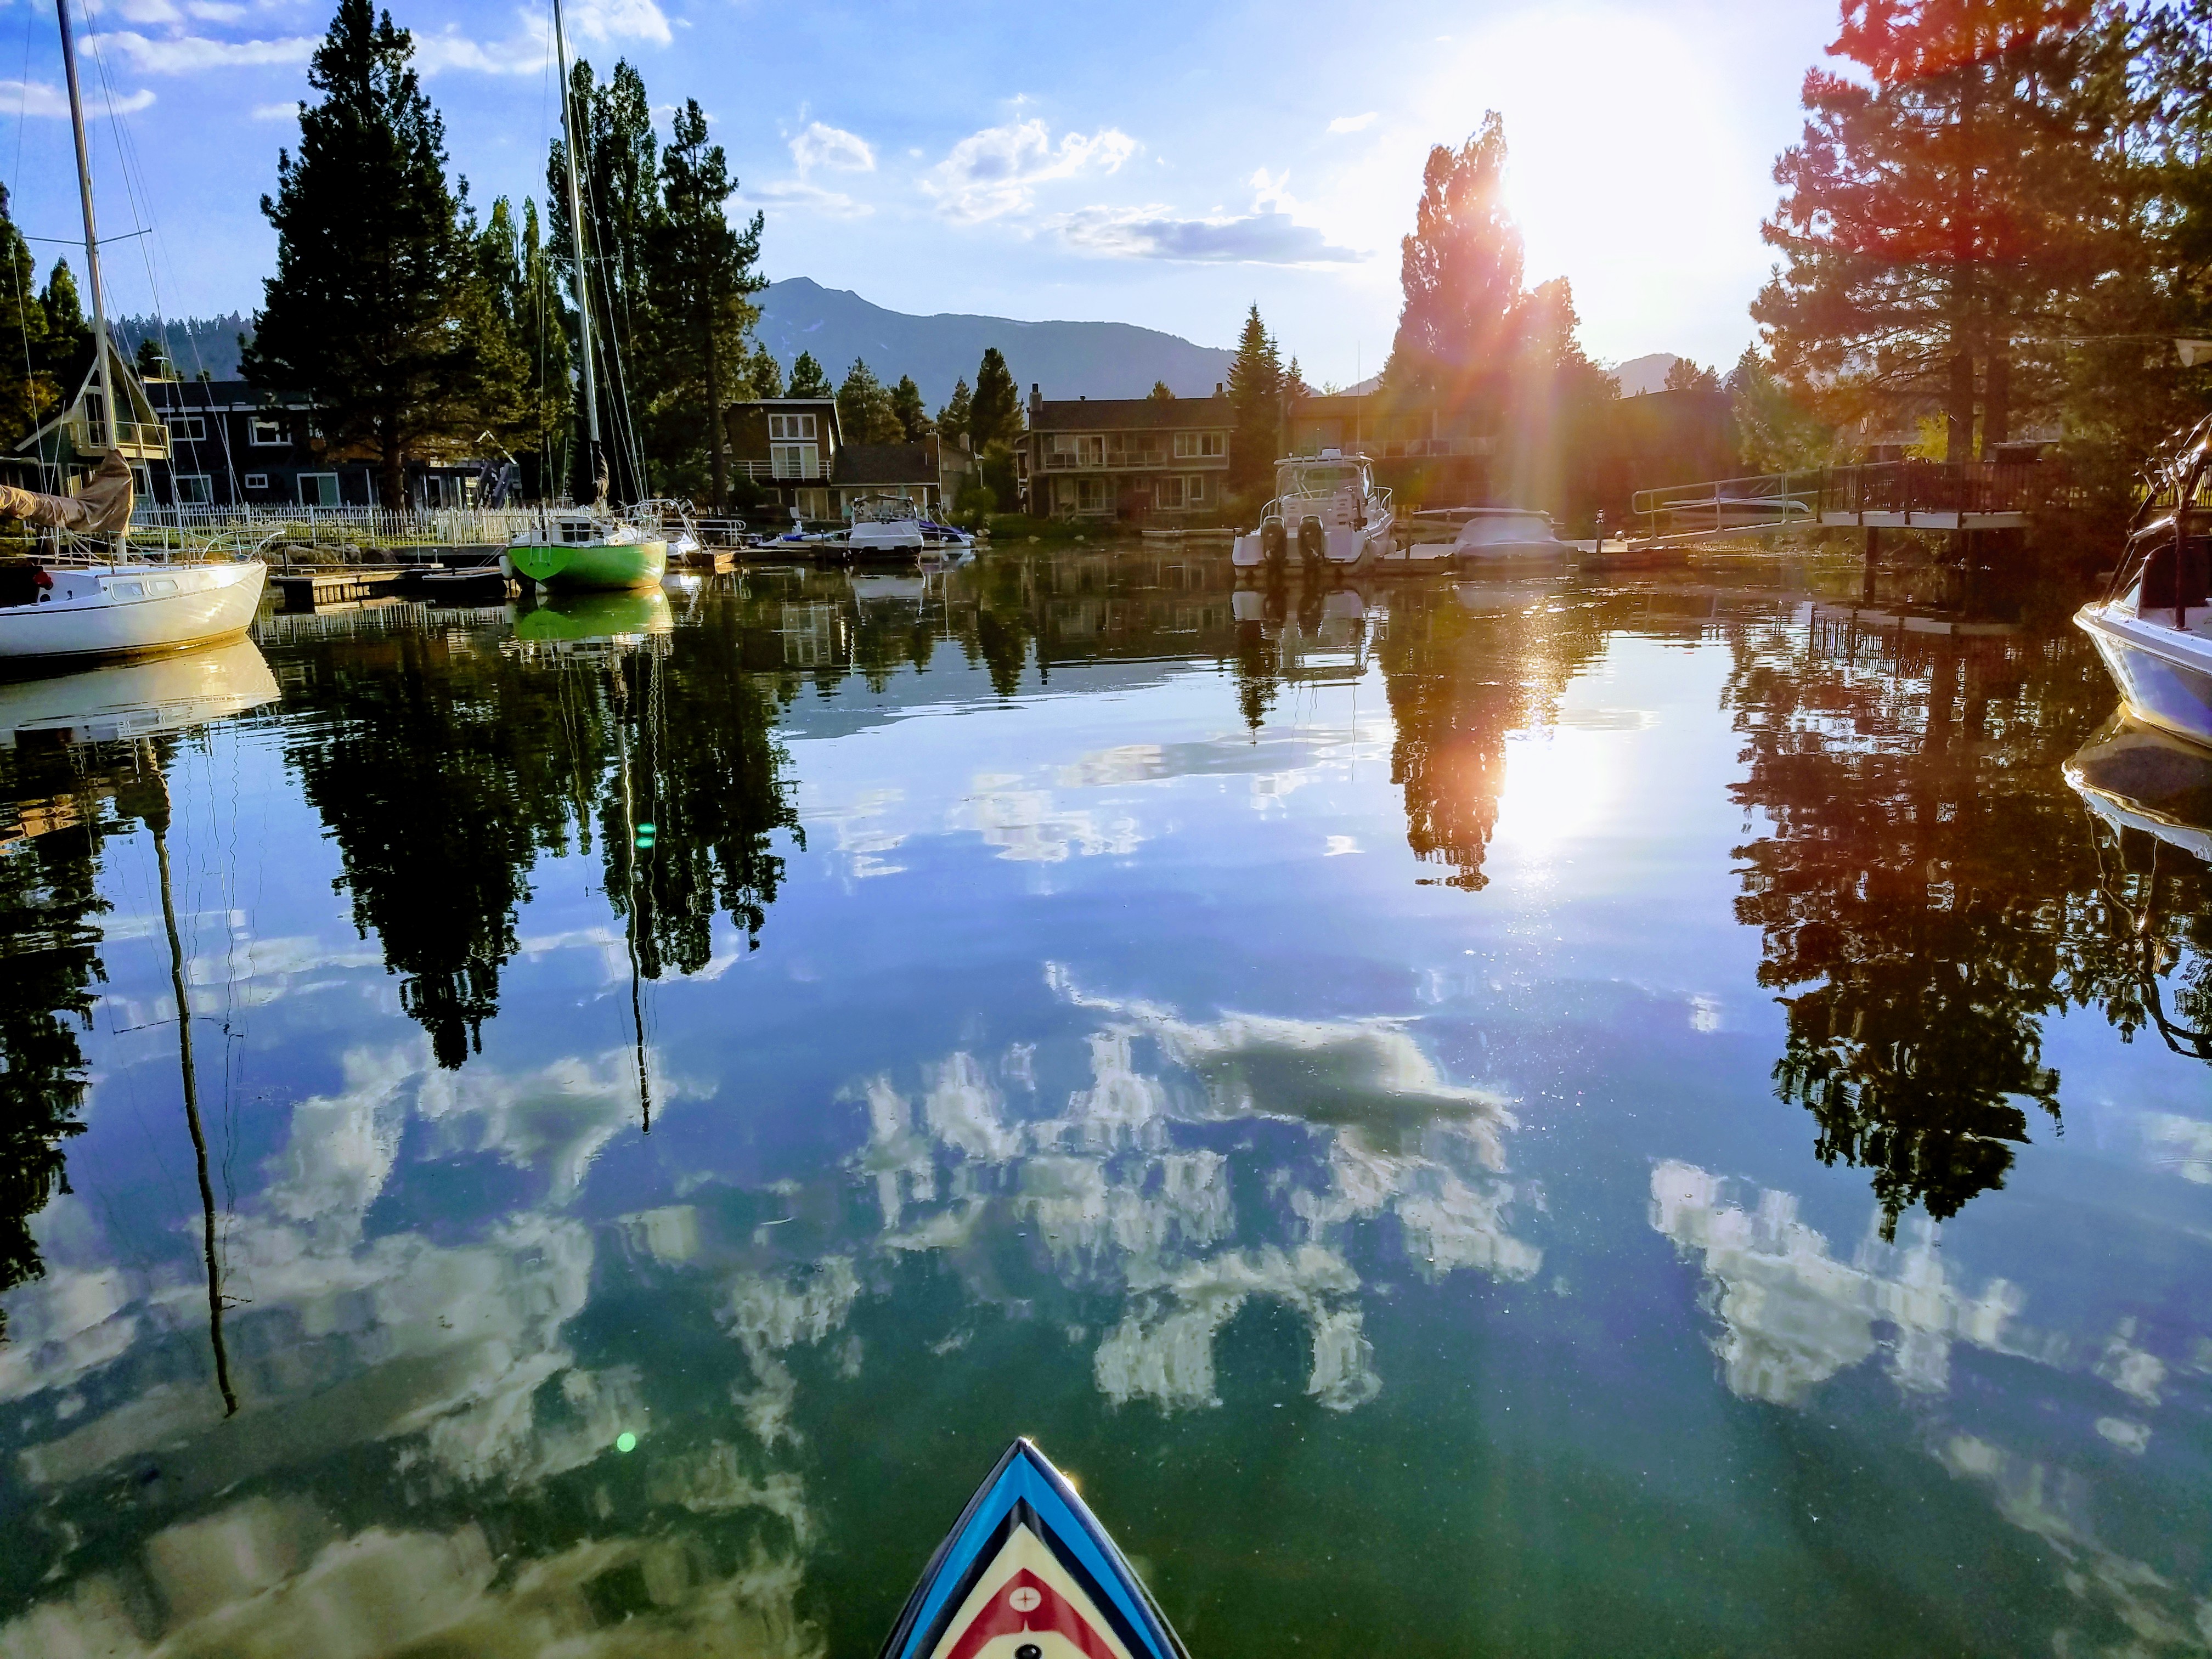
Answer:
724 397 843 522
1023 385 1232 521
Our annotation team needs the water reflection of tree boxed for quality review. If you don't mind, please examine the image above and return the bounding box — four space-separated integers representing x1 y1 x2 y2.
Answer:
1372 586 1610 890
1725 621 2209 1236
601 622 802 980
0 742 138 1336
284 634 593 1068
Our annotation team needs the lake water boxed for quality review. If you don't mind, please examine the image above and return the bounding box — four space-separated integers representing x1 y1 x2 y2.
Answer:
1 547 2207 1658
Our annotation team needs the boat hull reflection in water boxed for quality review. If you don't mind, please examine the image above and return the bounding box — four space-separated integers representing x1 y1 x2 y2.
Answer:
0 552 2205 1659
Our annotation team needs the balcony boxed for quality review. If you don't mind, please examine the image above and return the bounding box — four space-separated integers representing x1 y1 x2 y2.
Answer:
734 456 826 482
59 415 170 462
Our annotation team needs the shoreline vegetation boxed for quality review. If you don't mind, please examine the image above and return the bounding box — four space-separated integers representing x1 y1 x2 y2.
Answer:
0 0 2203 562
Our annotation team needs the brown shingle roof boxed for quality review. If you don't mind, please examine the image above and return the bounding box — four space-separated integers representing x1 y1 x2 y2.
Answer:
833 442 935 486
1029 396 1231 433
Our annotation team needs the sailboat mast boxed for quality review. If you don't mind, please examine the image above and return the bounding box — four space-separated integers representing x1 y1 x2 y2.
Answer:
551 0 601 467
54 0 115 454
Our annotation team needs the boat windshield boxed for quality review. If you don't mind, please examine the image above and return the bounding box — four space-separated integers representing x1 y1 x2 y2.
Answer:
853 496 919 523
1279 464 1364 498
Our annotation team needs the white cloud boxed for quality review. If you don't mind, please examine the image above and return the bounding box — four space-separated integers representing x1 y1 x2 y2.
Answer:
1327 111 1378 134
97 31 314 74
412 0 669 76
250 100 295 121
925 118 1137 222
568 0 671 47
1052 205 1361 266
790 120 872 173
1 78 154 116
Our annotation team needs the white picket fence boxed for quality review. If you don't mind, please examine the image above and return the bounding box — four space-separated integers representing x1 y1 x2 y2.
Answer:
129 504 552 548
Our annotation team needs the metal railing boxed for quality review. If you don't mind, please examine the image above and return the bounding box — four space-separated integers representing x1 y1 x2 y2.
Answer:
129 503 551 548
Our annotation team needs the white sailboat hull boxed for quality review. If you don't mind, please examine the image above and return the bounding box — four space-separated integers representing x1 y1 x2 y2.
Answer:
0 561 267 662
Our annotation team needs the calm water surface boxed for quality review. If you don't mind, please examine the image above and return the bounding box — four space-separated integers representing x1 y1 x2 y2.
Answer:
0 548 2207 1657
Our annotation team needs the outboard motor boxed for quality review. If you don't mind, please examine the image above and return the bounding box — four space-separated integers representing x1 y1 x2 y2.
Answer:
1261 516 1288 570
1299 515 1327 567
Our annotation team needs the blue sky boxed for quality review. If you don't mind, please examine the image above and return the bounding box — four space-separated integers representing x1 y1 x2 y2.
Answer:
3 0 1838 385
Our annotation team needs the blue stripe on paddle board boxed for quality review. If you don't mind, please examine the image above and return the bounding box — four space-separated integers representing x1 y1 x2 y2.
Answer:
894 1444 1171 1659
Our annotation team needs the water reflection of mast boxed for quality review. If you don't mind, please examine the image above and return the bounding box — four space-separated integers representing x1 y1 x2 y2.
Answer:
143 747 239 1417
611 661 653 1132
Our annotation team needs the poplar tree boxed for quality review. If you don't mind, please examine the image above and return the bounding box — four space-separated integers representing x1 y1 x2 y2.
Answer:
1226 304 1283 498
786 352 832 398
246 0 501 506
969 346 1022 448
1753 1 2132 456
1384 114 1523 398
645 97 765 504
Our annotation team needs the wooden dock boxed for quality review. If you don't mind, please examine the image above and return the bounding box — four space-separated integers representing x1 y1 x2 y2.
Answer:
274 569 414 611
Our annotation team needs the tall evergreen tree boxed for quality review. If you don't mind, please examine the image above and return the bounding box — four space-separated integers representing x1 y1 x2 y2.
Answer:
643 98 765 504
548 58 659 500
37 259 93 404
786 351 832 398
0 188 56 450
1147 379 1176 402
969 346 1022 448
837 358 902 444
475 195 569 493
741 340 782 397
1754 2 2132 456
890 374 933 441
1226 304 1284 498
936 376 973 445
245 0 507 505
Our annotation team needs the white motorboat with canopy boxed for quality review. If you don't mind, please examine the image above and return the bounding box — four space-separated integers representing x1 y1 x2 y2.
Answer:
1423 505 1577 567
2078 416 2212 746
0 0 267 664
1232 450 1396 573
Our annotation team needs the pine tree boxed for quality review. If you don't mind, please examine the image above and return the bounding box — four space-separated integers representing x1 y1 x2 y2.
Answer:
0 188 55 449
1384 114 1523 398
244 0 496 505
38 260 93 402
786 351 831 398
969 346 1022 448
890 374 933 441
1754 2 2131 456
644 98 766 504
547 57 659 499
936 376 972 445
1225 303 1283 498
1146 380 1175 402
741 340 782 397
473 195 567 489
837 358 902 444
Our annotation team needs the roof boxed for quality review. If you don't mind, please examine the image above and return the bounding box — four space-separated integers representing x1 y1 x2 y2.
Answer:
834 442 936 486
1029 396 1231 433
142 379 317 410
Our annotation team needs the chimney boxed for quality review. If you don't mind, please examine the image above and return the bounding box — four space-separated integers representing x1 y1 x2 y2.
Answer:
1029 381 1043 424
1215 382 1223 397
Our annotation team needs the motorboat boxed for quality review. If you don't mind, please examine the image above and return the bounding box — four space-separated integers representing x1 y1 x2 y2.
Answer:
845 493 928 557
1232 450 1396 573
1427 506 1576 568
2078 417 2212 745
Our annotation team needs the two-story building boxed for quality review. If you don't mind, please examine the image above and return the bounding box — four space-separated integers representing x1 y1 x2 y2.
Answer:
1023 385 1232 521
724 397 975 522
1285 392 1496 508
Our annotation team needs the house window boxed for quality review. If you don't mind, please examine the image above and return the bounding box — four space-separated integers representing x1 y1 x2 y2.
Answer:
1186 473 1207 504
166 414 206 443
769 413 818 441
1155 476 1185 510
1049 434 1104 468
1172 430 1226 459
249 415 286 446
771 443 819 479
1075 476 1109 512
298 472 340 506
173 473 212 505
243 472 269 490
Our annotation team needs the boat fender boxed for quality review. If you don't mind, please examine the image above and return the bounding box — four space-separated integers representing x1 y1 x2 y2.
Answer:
1299 516 1326 565
1261 518 1287 567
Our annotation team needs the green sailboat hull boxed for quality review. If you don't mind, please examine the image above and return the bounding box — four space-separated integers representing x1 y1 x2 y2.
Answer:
509 538 668 591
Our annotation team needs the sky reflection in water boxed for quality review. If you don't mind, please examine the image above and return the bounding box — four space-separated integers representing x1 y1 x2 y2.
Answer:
0 549 2207 1658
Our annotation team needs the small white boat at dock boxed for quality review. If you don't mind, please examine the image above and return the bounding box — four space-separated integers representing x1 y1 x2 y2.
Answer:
1425 506 1576 568
1232 451 1396 574
2078 418 2212 746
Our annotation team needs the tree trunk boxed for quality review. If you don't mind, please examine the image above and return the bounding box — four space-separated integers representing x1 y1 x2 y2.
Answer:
380 419 404 512
1947 348 1975 462
704 301 726 509
1984 347 2010 449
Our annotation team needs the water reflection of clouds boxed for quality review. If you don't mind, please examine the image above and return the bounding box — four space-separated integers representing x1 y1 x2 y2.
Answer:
844 970 1539 1414
1652 1160 2212 1652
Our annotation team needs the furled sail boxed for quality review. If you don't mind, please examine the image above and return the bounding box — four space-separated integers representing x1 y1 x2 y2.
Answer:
0 450 133 537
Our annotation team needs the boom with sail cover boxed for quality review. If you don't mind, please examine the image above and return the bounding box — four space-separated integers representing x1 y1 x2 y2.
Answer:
0 451 134 537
